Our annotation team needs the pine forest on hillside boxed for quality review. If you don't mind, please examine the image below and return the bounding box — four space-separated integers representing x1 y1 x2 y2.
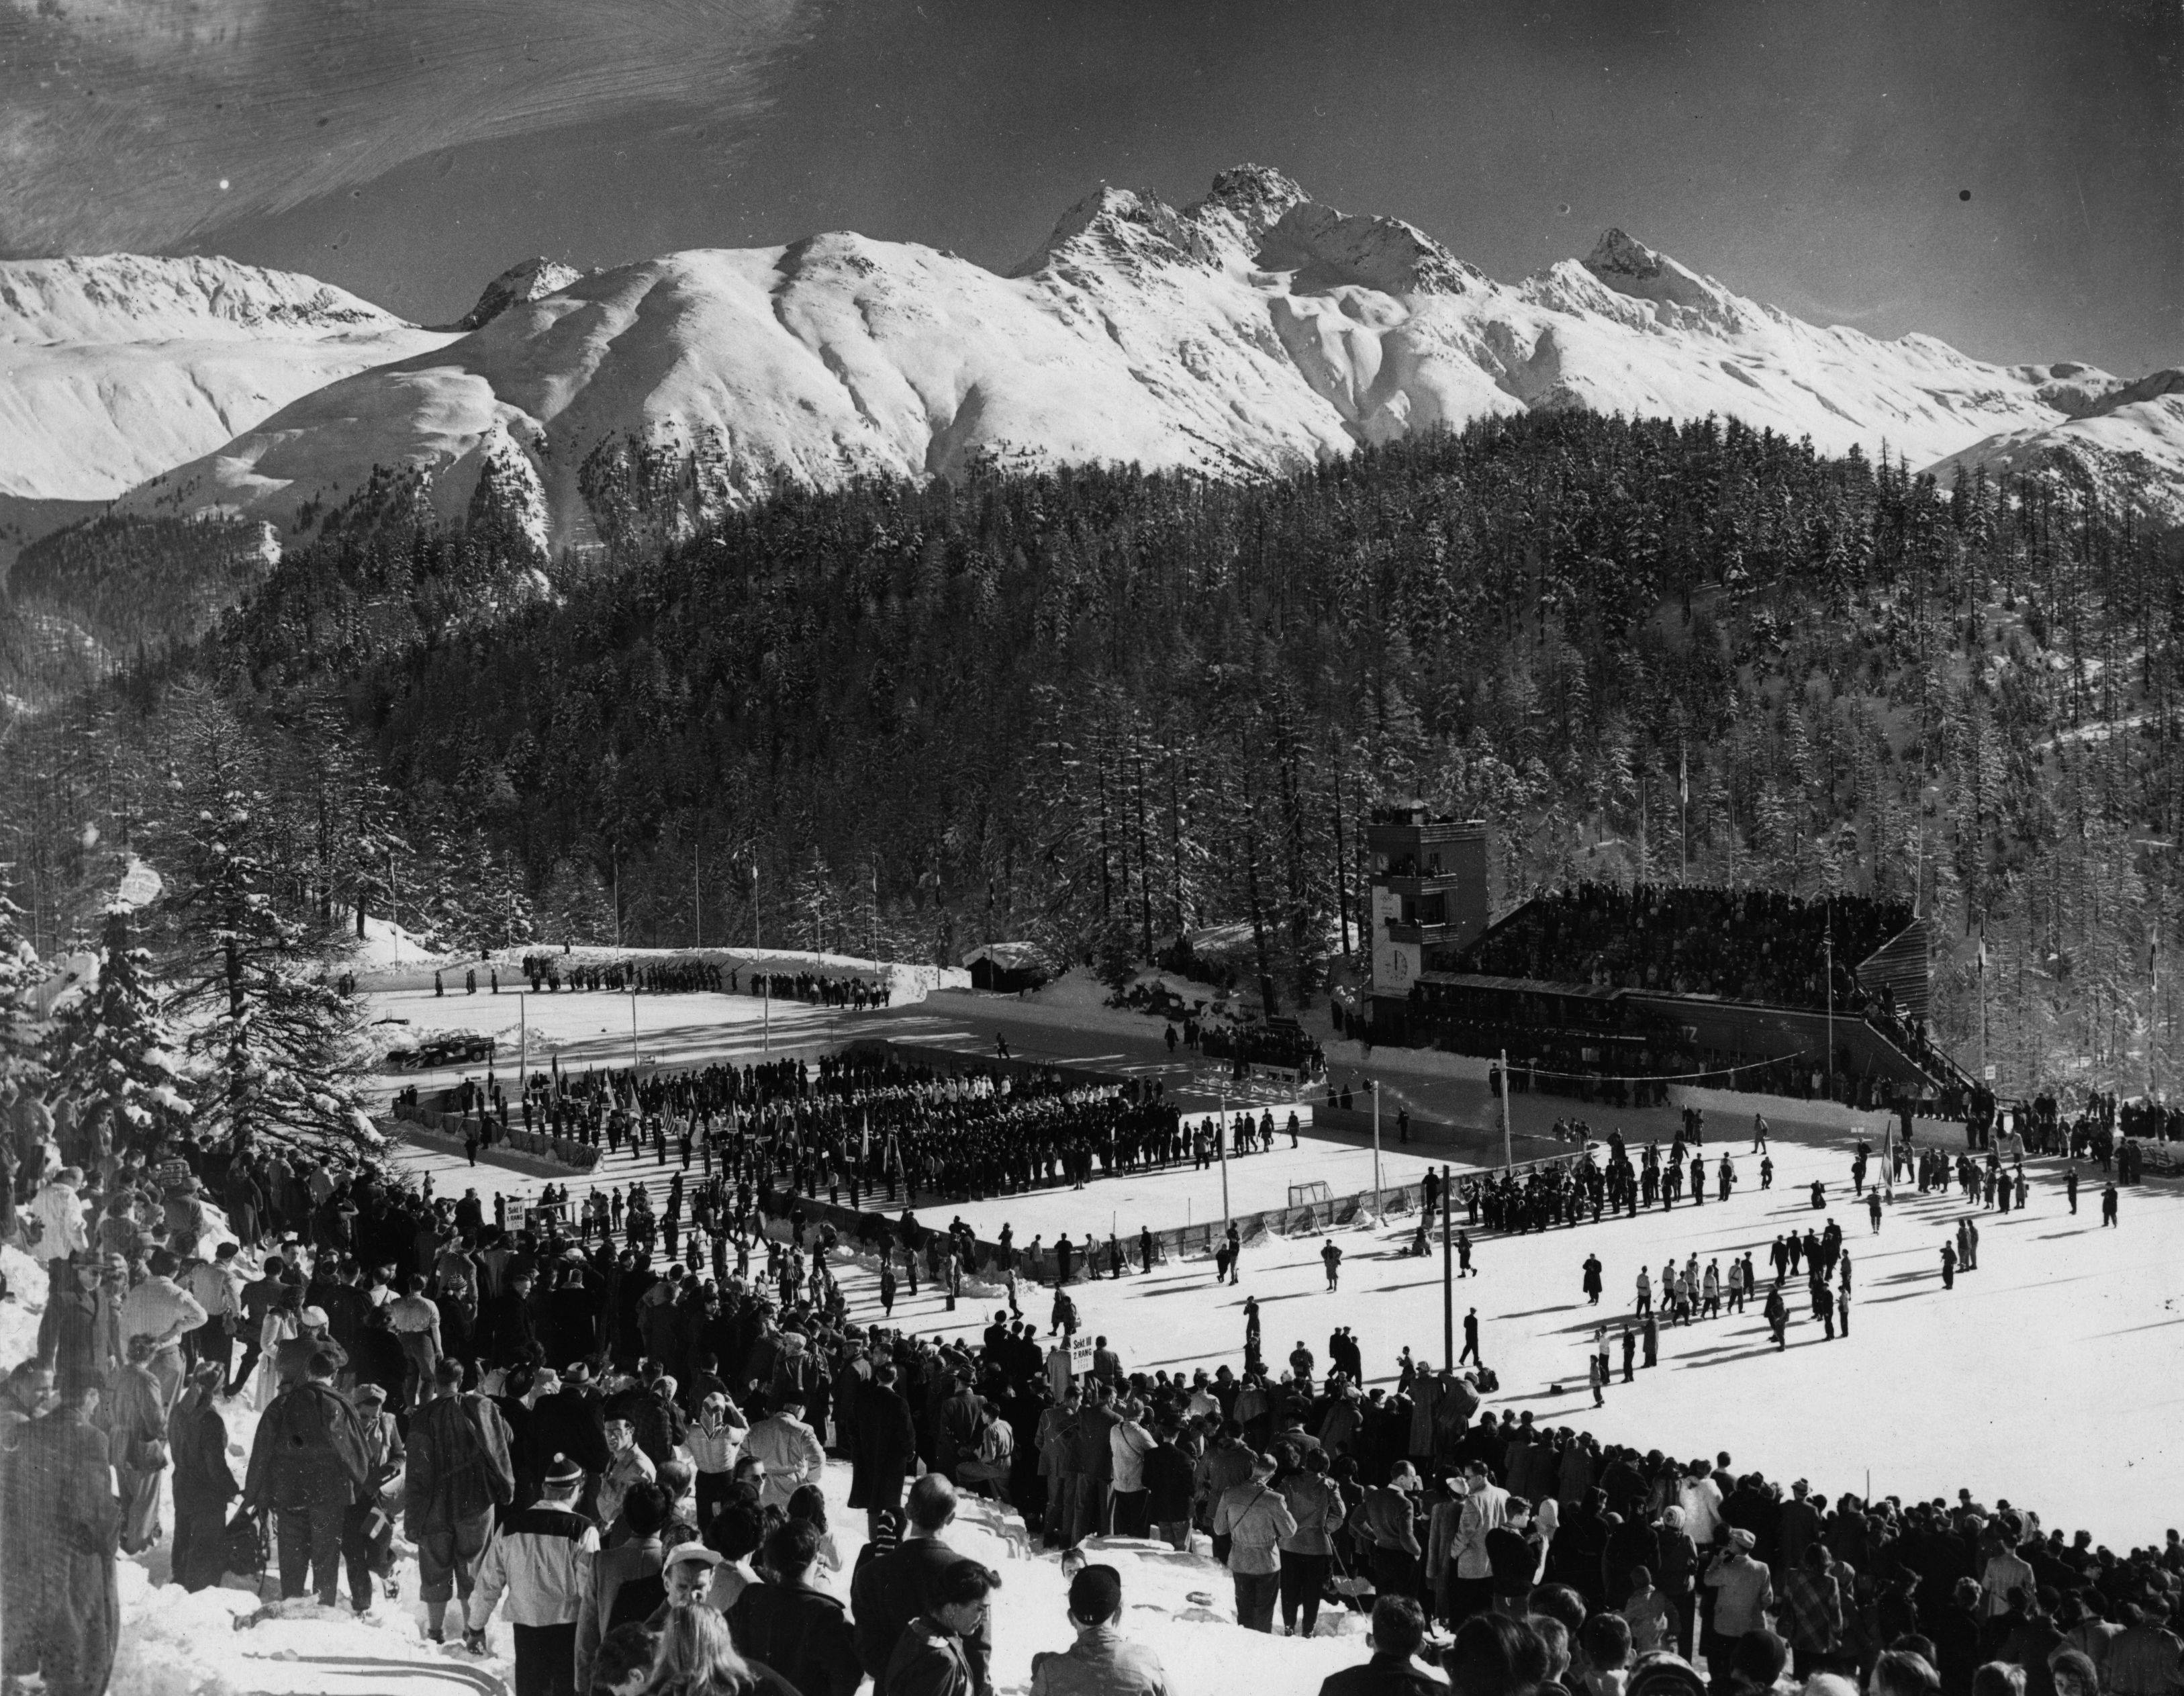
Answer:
3 412 2181 1101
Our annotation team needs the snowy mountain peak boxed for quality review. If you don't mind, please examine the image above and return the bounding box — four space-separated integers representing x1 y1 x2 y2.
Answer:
0 252 410 346
1014 184 1216 276
1582 228 1754 332
1182 164 1314 263
448 257 583 332
1257 201 1482 296
2009 363 2126 419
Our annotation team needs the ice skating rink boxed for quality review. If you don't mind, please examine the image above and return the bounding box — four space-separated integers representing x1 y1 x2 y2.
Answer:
375 984 2184 1548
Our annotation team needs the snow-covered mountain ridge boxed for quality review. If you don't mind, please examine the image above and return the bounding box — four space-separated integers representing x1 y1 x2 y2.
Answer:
11 168 2179 559
0 254 459 569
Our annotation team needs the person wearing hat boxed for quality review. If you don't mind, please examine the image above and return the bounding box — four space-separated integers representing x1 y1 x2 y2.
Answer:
35 1252 120 1394
647 1540 728 1626
465 1452 600 1695
343 1380 408 1613
5 1369 122 1696
1703 1530 1776 1675
1213 1450 1298 1632
1030 1560 1171 1696
274 1302 349 1395
171 1358 241 1591
109 1331 171 1556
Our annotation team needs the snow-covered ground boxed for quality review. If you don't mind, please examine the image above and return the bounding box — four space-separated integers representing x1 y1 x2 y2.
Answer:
359 982 877 1098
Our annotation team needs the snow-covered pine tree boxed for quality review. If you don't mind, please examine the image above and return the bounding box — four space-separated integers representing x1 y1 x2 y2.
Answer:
0 865 47 1111
160 698 379 1160
47 906 189 1154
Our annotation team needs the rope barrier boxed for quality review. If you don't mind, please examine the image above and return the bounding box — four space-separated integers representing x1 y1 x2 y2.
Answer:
1503 1051 1813 1087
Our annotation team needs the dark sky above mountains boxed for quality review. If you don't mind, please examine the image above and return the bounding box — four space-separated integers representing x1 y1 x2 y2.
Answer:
4 0 2177 375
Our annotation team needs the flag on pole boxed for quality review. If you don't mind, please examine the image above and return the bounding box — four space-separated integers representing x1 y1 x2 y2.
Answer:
1679 741 1689 808
861 1109 870 1161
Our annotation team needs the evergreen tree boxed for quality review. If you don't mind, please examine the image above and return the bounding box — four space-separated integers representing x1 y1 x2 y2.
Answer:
0 867 46 1111
47 906 189 1153
159 695 377 1158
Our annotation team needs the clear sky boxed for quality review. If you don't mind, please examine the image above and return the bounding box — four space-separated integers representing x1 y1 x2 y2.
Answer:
3 0 2178 376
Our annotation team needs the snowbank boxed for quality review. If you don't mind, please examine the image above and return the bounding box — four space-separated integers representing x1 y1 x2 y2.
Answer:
350 944 964 1006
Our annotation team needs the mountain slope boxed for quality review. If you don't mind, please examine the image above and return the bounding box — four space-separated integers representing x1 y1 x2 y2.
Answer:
95 170 2184 549
1930 370 2184 528
0 254 457 566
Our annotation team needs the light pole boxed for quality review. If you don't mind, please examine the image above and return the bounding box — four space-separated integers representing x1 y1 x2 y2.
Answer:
1499 1047 1513 1171
1370 1077 1383 1219
1823 898 1835 1102
1441 1161 1454 1370
1217 1075 1231 1227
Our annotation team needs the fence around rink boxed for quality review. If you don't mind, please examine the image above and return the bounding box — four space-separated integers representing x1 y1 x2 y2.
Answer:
475 1143 1597 1281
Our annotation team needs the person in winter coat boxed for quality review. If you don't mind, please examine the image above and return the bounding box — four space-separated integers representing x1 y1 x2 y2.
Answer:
108 1332 171 1555
1444 1459 1511 1626
851 1362 920 1539
1703 1528 1776 1660
732 1519 865 1696
0 1374 122 1696
886 1558 1002 1696
171 1358 241 1591
406 1356 517 1641
479 1266 541 1368
1652 1506 1699 1658
744 1396 826 1513
1214 1452 1299 1632
273 1303 349 1397
854 1475 994 1696
344 1382 407 1612
37 1255 119 1396
28 1168 92 1285
1278 1448 1347 1638
243 1345 371 1608
596 1410 657 1537
464 1453 598 1696
605 1361 689 1469
1031 1562 1171 1696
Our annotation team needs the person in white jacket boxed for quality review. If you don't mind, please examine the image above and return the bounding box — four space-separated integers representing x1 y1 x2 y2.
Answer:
687 1392 751 1530
743 1397 826 1513
465 1454 598 1695
30 1169 91 1288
